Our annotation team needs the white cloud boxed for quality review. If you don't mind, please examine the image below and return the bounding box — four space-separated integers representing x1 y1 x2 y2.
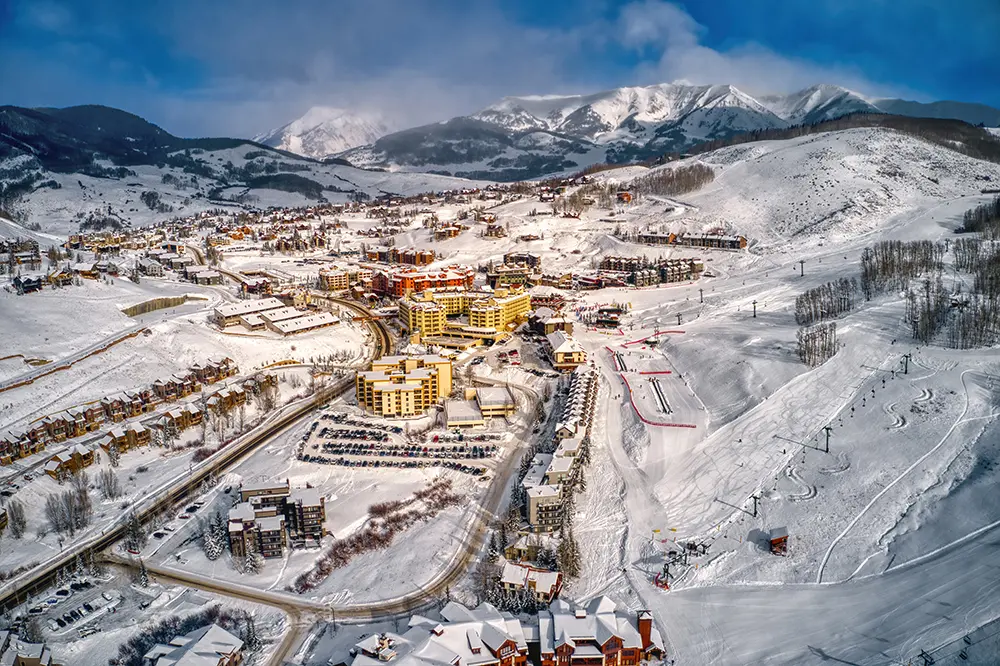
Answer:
616 0 915 100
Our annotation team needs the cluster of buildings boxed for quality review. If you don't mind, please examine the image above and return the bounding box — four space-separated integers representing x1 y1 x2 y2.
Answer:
212 297 339 336
364 247 436 266
228 481 327 558
598 256 704 287
0 357 239 468
522 368 598 533
0 238 42 274
347 597 663 666
398 286 532 349
143 623 243 666
636 231 747 250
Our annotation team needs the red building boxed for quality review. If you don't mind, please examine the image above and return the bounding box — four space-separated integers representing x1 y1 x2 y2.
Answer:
372 266 476 297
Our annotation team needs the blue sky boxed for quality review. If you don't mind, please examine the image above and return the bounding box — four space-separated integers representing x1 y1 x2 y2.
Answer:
1 0 997 137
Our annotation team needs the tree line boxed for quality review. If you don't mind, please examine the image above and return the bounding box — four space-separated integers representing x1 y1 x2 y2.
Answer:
796 322 839 367
959 195 1000 238
794 278 861 326
860 240 945 300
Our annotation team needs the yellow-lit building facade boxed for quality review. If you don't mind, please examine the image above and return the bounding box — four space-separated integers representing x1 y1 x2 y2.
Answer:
355 355 454 417
397 287 531 340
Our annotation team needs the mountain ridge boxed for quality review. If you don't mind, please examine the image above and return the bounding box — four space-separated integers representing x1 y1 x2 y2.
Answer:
333 83 1000 180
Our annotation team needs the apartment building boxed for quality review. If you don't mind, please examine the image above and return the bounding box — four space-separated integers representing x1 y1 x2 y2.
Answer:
397 287 531 345
229 481 327 558
355 355 453 418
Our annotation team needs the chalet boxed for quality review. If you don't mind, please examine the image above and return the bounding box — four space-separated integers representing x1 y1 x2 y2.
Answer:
350 601 529 666
207 385 247 412
546 331 587 371
137 257 164 277
0 429 44 465
100 394 128 422
47 268 74 287
13 275 45 294
537 597 664 666
152 378 179 402
500 561 562 603
142 624 243 666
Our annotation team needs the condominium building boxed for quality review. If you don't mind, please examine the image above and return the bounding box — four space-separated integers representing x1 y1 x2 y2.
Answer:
355 355 453 417
229 481 327 558
397 287 531 346
522 368 598 533
372 267 476 297
212 297 285 327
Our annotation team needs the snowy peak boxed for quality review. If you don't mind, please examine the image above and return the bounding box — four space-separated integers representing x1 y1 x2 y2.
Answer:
760 84 879 124
253 107 393 159
472 83 788 141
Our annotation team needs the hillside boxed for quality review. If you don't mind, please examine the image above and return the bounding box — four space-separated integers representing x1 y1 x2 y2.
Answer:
606 126 1000 248
0 105 486 236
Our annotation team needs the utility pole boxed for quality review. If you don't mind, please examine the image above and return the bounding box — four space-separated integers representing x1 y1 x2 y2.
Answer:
750 493 760 517
903 353 911 375
823 425 832 454
676 313 682 326
752 300 758 318
699 288 704 304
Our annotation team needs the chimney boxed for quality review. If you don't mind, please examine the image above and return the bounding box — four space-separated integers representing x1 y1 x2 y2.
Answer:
637 611 652 650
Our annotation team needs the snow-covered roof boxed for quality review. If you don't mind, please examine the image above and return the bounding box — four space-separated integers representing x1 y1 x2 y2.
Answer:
143 623 243 666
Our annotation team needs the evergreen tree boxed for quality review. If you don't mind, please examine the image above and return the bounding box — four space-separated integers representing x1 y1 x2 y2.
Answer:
204 528 224 561
487 532 499 563
242 613 262 652
498 521 508 552
137 559 149 588
107 442 121 468
557 528 581 578
124 510 148 552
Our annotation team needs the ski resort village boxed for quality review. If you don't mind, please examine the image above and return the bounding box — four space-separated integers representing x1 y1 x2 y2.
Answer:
3 56 1000 665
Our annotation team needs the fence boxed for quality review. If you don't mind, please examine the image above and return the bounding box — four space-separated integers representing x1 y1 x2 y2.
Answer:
121 295 206 317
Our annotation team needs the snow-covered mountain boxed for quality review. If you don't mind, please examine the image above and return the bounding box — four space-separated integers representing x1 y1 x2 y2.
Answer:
253 107 393 159
341 83 1000 181
0 105 484 236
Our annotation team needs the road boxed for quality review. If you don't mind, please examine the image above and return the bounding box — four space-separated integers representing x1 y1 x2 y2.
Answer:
108 375 542 664
0 324 148 394
0 294 392 613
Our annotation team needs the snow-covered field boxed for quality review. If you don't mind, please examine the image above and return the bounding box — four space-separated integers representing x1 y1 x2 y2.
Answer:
145 400 498 604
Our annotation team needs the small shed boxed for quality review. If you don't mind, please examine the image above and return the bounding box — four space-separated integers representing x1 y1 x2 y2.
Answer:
770 527 789 555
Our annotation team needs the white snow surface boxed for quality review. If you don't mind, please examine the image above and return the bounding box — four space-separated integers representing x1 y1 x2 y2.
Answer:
253 106 394 158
